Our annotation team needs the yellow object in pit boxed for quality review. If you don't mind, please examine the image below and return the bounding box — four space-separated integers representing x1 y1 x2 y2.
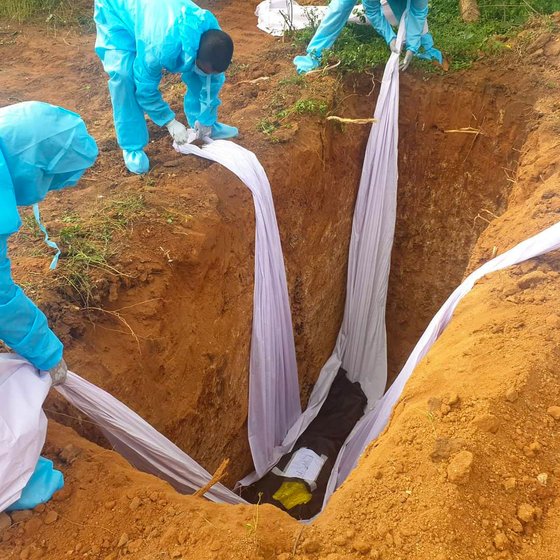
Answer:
273 481 312 510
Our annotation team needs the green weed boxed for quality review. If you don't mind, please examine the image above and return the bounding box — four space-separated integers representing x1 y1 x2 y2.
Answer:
257 97 328 141
293 98 328 116
0 0 92 28
58 194 145 306
228 61 249 78
278 74 307 87
291 0 560 73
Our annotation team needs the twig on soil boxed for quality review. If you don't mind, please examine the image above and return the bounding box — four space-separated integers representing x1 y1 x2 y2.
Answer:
327 115 377 125
473 213 492 227
81 306 142 353
480 208 500 219
463 115 486 163
112 297 164 312
365 71 377 97
193 459 230 498
291 526 305 558
306 60 341 76
59 514 117 537
44 408 101 427
237 76 270 85
444 127 482 134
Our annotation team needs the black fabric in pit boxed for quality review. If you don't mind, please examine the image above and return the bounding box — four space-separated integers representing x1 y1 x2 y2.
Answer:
242 367 367 519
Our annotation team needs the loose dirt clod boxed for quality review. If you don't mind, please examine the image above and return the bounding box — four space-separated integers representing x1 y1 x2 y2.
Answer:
546 406 560 420
447 451 474 484
517 504 536 523
0 513 11 531
10 511 32 524
43 511 58 526
473 413 500 433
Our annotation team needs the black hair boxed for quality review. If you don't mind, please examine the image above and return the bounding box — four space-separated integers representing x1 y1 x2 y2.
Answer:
197 29 234 73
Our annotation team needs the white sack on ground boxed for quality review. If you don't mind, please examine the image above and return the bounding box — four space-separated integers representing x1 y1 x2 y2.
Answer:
173 140 301 478
0 355 51 512
256 0 365 37
323 220 560 504
56 373 244 504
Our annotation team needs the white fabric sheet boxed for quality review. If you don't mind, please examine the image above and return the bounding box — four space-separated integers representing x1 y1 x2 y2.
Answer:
256 0 365 37
173 140 301 478
239 12 406 491
0 355 51 512
56 372 244 504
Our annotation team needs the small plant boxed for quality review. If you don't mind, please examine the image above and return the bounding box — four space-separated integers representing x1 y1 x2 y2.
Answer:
228 61 249 78
0 0 90 27
278 74 307 88
245 492 263 536
293 98 328 116
57 194 145 305
257 97 329 141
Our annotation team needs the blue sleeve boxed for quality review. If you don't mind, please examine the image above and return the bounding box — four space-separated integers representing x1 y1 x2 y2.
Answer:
197 73 225 127
0 150 22 237
406 0 428 54
0 235 63 371
132 55 176 127
363 0 397 45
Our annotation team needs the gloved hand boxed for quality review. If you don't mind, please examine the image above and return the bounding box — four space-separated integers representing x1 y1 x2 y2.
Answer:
166 119 189 145
400 50 414 71
48 358 68 386
389 39 400 54
194 121 212 141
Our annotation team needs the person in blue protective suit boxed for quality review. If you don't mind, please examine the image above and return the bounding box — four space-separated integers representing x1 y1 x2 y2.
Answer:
293 0 442 74
94 0 238 175
0 101 98 385
0 101 98 512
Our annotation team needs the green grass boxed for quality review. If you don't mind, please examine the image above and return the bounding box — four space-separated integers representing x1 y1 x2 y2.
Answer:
0 0 92 27
258 97 328 141
291 0 560 72
56 194 145 306
0 0 60 21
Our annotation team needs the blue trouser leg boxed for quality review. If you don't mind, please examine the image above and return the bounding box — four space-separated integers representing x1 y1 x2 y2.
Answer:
294 0 357 73
182 72 202 129
98 48 149 152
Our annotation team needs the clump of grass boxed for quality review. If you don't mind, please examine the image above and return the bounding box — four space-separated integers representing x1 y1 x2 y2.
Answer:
291 0 560 72
0 0 59 21
0 0 92 28
278 74 307 87
258 117 281 140
293 98 328 116
257 97 328 141
58 194 145 306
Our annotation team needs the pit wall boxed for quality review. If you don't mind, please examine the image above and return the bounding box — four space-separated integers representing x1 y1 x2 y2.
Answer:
60 63 535 486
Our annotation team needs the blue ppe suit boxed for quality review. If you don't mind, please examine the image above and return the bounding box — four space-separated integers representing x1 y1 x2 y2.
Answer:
0 101 98 371
293 0 442 73
94 0 237 158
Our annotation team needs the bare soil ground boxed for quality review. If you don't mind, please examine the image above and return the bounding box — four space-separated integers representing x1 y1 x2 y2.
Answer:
1 2 559 559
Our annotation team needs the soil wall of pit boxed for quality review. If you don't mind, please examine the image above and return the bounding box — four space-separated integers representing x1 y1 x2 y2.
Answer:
57 65 535 485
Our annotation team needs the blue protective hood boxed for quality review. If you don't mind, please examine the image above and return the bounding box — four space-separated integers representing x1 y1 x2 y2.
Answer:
0 101 98 235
